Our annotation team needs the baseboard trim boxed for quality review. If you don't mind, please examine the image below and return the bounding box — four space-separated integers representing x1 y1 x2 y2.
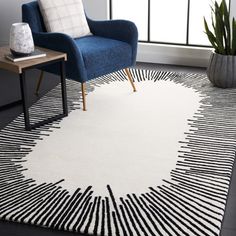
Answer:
137 43 211 67
0 41 8 47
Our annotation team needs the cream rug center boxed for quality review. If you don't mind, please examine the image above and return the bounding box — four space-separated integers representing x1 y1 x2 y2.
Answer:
23 80 201 196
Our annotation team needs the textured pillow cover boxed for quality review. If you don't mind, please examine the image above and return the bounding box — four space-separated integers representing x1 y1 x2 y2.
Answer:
38 0 91 38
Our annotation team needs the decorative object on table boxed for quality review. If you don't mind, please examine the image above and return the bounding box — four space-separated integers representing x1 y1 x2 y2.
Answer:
0 69 234 236
204 0 236 88
5 48 46 62
22 1 138 111
9 22 34 57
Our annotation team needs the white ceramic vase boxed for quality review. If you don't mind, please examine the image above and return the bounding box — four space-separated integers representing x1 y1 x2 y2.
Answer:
10 23 34 57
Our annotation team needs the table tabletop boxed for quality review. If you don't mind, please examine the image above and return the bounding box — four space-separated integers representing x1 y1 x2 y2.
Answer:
0 46 67 74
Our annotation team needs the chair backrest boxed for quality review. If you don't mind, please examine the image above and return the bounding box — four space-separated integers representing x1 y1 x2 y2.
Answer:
22 1 46 33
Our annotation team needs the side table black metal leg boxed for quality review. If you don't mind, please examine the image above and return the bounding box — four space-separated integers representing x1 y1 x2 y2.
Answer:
60 60 68 116
19 71 31 131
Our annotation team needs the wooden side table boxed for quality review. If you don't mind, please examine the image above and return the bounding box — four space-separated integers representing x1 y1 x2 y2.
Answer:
0 46 68 131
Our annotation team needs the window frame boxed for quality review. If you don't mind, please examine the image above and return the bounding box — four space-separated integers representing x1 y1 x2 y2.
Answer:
109 0 231 48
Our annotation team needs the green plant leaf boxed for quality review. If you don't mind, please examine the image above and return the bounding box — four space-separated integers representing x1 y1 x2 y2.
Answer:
204 17 218 52
211 13 216 31
214 2 225 54
203 0 235 54
232 18 236 55
222 0 231 54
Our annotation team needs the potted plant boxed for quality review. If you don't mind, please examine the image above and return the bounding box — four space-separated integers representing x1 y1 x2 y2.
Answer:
204 0 236 88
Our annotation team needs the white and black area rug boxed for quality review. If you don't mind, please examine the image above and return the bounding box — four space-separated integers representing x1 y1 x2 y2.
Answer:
0 69 235 236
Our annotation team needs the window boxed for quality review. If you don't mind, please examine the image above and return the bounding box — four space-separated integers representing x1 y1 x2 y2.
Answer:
110 0 231 47
111 0 148 41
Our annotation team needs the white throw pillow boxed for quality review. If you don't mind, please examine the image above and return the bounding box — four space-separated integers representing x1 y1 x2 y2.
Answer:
38 0 92 38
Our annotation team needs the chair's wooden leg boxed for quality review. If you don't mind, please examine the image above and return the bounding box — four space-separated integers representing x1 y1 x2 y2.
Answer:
35 70 44 95
81 82 87 111
125 68 136 92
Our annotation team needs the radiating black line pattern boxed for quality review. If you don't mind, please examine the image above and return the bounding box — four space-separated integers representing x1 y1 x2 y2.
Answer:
0 69 235 236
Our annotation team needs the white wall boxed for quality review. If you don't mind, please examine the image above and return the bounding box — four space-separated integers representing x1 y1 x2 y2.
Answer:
137 44 211 67
0 0 30 46
83 0 108 20
231 0 236 18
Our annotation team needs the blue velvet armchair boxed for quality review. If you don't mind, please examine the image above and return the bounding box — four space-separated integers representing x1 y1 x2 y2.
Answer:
22 1 138 111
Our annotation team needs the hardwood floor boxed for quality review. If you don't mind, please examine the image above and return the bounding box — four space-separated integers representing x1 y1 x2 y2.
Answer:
0 63 235 236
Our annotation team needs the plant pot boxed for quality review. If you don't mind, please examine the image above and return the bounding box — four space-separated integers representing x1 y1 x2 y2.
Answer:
207 52 236 88
9 23 34 57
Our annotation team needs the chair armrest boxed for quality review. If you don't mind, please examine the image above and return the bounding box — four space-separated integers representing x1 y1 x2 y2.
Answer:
33 32 86 80
87 18 138 64
87 18 138 45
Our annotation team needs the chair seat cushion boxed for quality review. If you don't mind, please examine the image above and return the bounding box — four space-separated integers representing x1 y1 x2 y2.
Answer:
74 36 132 80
